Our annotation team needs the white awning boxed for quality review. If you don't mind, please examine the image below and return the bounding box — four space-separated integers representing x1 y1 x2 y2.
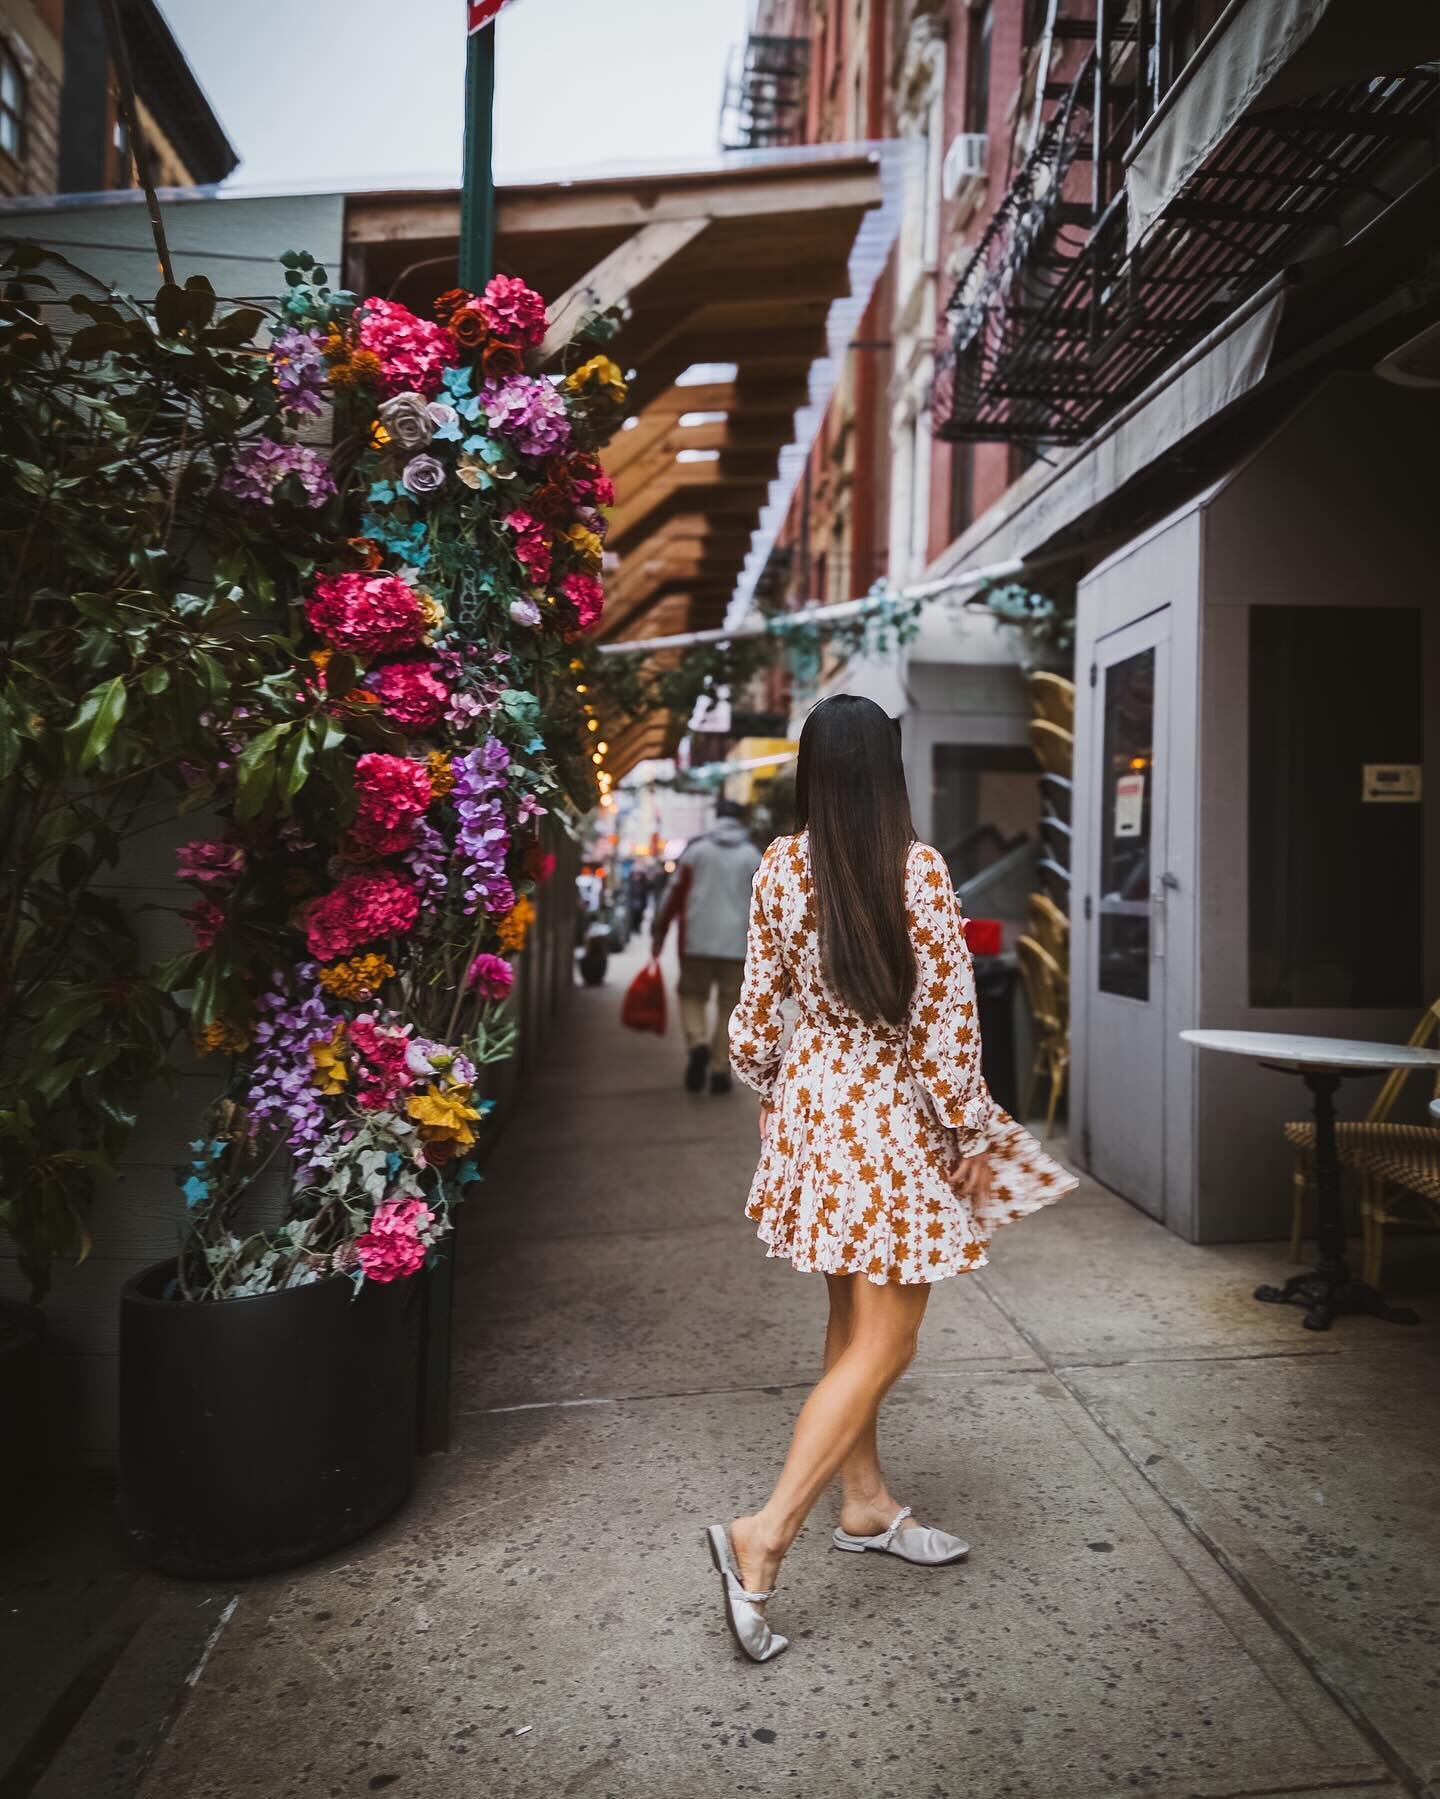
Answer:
1124 0 1440 251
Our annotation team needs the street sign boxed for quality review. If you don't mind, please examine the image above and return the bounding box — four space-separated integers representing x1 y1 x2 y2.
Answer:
468 0 518 30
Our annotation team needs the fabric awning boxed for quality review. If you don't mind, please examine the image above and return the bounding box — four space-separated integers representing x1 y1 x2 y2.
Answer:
1124 0 1440 250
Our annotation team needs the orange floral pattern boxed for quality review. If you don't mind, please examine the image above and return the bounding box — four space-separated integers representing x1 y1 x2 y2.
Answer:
730 834 1076 1286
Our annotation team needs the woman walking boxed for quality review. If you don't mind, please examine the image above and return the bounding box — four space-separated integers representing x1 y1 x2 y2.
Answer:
707 694 1075 1661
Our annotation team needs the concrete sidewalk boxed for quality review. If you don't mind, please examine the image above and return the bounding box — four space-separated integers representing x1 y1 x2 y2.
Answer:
129 942 1440 1799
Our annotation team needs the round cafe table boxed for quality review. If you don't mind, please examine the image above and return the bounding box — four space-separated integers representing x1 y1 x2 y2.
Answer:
1180 1029 1440 1332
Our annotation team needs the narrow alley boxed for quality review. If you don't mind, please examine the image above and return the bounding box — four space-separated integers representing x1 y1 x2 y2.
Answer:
129 941 1439 1799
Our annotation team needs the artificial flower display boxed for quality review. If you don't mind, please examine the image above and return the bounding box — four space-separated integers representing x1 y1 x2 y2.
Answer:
168 259 626 1301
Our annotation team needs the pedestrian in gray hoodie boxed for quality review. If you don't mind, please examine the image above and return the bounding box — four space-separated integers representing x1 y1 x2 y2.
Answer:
652 799 762 1094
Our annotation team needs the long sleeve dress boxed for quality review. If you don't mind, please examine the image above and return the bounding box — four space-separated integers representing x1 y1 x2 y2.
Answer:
729 832 1076 1285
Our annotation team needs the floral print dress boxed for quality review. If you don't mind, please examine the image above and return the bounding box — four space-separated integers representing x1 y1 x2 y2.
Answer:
729 833 1076 1285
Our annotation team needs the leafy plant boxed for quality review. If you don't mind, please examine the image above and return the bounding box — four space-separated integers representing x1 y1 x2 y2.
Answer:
0 247 337 1295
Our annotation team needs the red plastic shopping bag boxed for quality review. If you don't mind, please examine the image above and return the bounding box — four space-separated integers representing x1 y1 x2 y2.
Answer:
621 958 668 1035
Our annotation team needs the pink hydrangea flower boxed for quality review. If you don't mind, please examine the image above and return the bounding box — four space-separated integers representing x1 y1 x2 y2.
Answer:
352 753 432 854
176 838 246 889
221 438 335 509
355 1195 434 1283
306 868 419 961
503 509 551 587
483 375 571 459
306 572 428 656
560 571 604 632
477 273 547 348
365 659 450 730
356 297 458 397
466 953 514 1003
348 1013 414 1111
185 897 226 950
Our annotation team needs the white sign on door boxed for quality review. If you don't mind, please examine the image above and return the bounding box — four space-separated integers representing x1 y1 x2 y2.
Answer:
1114 771 1145 837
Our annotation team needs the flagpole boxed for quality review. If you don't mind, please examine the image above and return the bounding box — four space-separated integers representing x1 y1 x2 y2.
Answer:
420 2 499 1460
459 14 497 291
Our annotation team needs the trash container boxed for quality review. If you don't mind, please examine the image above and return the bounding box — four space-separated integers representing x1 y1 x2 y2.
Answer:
972 953 1020 1118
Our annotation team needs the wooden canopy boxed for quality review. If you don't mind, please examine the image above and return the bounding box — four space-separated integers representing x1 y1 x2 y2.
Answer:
344 153 884 777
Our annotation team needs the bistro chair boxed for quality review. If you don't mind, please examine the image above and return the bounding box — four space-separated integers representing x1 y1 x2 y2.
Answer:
1016 933 1069 1137
1348 1121 1440 1286
1284 997 1440 1270
1027 891 1070 968
1029 671 1075 733
1028 719 1073 779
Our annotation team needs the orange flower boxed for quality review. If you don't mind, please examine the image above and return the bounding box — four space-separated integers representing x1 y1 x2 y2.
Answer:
481 335 523 378
318 954 395 1001
433 287 472 325
495 893 536 953
449 307 489 348
193 1019 251 1057
427 750 455 799
347 535 383 570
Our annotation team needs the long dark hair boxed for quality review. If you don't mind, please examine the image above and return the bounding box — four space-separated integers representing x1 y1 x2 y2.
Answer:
795 695 916 1025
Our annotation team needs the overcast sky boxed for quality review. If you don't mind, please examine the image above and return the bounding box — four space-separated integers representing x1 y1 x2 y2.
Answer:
160 0 753 192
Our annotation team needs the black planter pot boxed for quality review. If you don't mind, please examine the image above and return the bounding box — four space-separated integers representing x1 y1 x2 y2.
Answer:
0 1297 47 1534
119 1261 422 1578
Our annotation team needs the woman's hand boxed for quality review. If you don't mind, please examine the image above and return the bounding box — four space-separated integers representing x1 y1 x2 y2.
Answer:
759 1104 774 1146
948 1149 993 1207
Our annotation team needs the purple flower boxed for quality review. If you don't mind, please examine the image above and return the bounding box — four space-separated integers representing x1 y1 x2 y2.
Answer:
404 817 449 901
509 597 541 628
270 325 329 418
221 437 335 509
481 374 572 460
450 738 511 916
243 965 338 1180
400 453 446 497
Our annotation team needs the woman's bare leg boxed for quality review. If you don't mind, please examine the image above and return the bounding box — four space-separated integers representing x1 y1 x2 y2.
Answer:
822 1275 906 1535
730 1276 930 1596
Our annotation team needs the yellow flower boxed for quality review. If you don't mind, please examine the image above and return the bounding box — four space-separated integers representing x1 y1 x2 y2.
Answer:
495 893 536 953
318 955 395 1002
563 524 603 569
417 590 446 633
309 1024 349 1095
406 1084 481 1159
427 750 455 799
370 422 391 449
565 354 627 406
193 1020 251 1057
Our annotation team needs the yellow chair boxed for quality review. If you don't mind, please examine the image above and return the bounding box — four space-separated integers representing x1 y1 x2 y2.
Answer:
1027 891 1070 969
1347 1122 1440 1286
1284 997 1440 1268
1029 671 1075 733
1028 719 1073 779
1017 933 1069 1137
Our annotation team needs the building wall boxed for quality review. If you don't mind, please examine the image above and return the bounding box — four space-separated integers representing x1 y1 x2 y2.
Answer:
0 0 62 197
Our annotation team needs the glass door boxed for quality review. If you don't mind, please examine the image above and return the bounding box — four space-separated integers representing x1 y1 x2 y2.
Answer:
1085 610 1171 1217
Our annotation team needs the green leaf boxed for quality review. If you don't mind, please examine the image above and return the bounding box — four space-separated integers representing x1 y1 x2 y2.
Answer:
278 717 319 804
154 282 186 338
233 721 291 823
206 307 265 348
140 665 170 695
67 676 128 771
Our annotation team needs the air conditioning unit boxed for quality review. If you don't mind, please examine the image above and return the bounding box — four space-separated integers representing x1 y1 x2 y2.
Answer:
942 132 988 201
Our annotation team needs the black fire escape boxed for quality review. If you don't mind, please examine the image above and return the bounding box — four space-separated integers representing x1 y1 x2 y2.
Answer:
720 34 811 151
935 2 1440 446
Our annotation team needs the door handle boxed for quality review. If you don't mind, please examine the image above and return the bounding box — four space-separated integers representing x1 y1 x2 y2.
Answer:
1150 878 1166 960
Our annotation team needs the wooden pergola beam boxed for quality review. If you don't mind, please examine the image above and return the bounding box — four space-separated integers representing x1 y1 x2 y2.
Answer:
536 216 710 364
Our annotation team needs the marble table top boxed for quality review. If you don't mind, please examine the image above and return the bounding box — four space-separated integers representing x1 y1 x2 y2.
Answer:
1180 1028 1440 1074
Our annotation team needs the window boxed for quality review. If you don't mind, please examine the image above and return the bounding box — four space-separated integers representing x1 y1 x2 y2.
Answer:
1098 648 1155 1002
965 3 992 135
0 43 23 162
1249 606 1422 1008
